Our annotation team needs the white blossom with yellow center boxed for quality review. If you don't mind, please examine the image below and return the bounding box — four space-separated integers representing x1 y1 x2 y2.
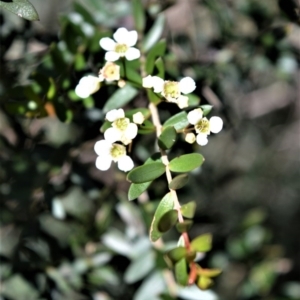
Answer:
75 75 101 98
94 140 134 172
142 75 196 108
100 27 140 61
104 109 138 145
99 62 120 82
187 108 223 146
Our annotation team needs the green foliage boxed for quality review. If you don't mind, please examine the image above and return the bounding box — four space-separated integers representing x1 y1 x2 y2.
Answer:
169 174 189 190
0 0 39 21
169 153 204 173
158 126 177 150
127 162 166 183
191 234 213 252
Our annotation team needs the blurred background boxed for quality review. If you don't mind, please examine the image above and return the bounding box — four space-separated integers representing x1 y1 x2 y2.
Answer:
0 0 299 299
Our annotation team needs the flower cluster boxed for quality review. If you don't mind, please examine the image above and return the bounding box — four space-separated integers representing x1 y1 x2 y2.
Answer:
142 75 196 108
186 108 223 146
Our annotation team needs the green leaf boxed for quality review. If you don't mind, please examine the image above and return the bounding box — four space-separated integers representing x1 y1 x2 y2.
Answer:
0 0 39 21
176 220 193 233
197 268 222 278
154 57 164 78
150 192 174 242
169 153 204 173
128 181 152 201
143 14 165 52
197 276 213 290
166 247 187 263
200 105 213 116
127 162 165 183
175 258 188 286
132 0 145 33
158 126 177 150
180 201 196 218
169 174 189 190
145 39 166 74
163 111 189 131
190 234 212 252
157 209 178 232
188 94 201 106
147 89 161 105
138 120 156 134
103 84 138 112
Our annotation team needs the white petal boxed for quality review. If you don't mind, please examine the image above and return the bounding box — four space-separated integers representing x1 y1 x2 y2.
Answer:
185 133 196 144
113 27 129 44
179 77 196 94
209 116 223 133
125 123 138 139
100 37 116 51
126 30 138 46
151 76 165 93
75 84 90 98
125 47 140 60
196 133 208 146
106 109 125 122
177 95 189 109
94 140 112 156
187 108 203 125
95 156 112 171
105 51 120 62
142 75 154 88
133 112 145 124
117 155 134 172
104 127 122 143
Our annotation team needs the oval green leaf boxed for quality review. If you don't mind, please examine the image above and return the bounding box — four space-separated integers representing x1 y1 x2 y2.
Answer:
158 126 177 150
157 209 178 233
176 220 193 233
145 39 166 74
169 174 189 190
150 192 174 242
0 0 39 21
128 181 152 201
127 162 165 184
180 201 196 219
190 234 212 253
147 89 161 105
175 258 188 286
169 153 204 173
166 247 187 263
197 276 213 290
163 111 189 131
197 268 222 278
103 84 138 112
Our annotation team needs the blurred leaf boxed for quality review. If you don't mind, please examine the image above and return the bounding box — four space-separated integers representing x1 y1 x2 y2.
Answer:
124 251 155 283
127 162 165 183
147 89 162 104
176 220 193 233
157 209 178 232
163 111 189 131
125 108 150 120
166 247 187 263
200 105 213 116
128 181 152 201
145 39 166 74
175 258 188 286
154 57 164 78
0 0 39 21
197 268 222 278
158 126 177 150
188 94 200 107
138 119 156 134
169 174 189 190
88 266 120 287
197 276 213 290
103 84 138 112
180 201 196 219
190 234 212 252
2 274 39 299
150 192 174 242
169 153 204 173
143 14 165 52
132 0 145 32
74 2 96 25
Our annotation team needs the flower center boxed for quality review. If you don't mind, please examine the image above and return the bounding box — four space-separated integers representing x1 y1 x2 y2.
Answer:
110 144 126 160
115 43 128 55
114 118 129 131
102 63 118 79
163 81 180 99
195 118 210 134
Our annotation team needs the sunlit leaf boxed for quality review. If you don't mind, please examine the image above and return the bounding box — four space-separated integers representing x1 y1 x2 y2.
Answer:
0 0 39 21
180 201 196 219
197 268 222 278
197 276 213 290
190 234 212 252
169 153 204 173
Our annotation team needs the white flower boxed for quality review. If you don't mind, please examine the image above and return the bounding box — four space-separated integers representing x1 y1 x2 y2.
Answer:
99 62 120 82
187 109 223 146
142 75 196 108
104 109 138 145
100 27 140 61
94 140 134 172
75 75 101 98
133 112 145 124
